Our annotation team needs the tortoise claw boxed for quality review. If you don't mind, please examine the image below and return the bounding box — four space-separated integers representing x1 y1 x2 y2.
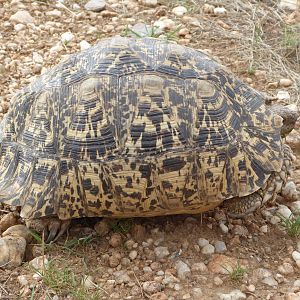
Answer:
44 219 70 243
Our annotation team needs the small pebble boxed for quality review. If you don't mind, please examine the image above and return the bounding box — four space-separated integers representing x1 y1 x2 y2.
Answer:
192 287 203 298
214 241 227 253
61 32 74 44
201 244 215 255
218 289 246 300
175 260 191 280
84 0 106 12
10 10 34 24
79 40 91 51
214 276 223 286
279 78 293 87
214 7 227 15
142 0 158 7
172 6 188 17
219 223 229 234
154 246 170 259
277 90 290 101
142 281 162 294
198 238 209 248
129 250 138 260
109 233 122 248
292 251 300 262
260 225 268 233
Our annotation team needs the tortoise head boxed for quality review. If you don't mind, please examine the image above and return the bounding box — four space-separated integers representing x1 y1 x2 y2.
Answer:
269 104 299 137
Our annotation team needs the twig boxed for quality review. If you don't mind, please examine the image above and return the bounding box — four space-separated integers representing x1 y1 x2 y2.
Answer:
0 284 8 295
56 1 77 17
132 269 145 299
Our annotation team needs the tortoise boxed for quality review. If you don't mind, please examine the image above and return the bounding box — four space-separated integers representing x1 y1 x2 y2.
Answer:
0 37 297 242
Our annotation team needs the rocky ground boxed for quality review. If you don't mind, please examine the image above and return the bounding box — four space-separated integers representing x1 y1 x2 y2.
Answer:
0 0 300 299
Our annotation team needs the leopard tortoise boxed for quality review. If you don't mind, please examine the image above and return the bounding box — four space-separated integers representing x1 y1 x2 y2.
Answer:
0 37 297 242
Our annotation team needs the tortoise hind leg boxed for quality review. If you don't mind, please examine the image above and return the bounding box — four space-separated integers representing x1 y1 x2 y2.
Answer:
225 192 263 218
27 218 70 243
44 218 71 244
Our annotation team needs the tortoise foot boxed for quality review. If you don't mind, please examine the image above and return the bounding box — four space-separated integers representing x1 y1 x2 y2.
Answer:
224 192 263 218
27 218 70 243
44 218 70 243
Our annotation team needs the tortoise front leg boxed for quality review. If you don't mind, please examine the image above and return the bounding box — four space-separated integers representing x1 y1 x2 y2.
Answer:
27 218 70 243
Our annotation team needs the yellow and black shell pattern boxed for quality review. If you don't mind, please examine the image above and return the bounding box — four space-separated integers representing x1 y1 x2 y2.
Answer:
0 37 283 220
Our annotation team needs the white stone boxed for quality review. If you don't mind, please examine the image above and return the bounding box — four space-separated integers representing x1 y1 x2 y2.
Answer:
17 275 29 286
192 288 203 298
153 18 175 31
214 7 227 15
253 268 272 279
46 10 62 17
198 238 209 247
14 23 26 31
262 276 278 287
129 250 138 260
10 10 34 24
277 90 291 101
0 236 26 269
73 4 81 10
143 266 152 273
175 260 191 280
292 251 300 262
162 272 180 285
219 223 229 234
201 244 215 255
278 262 294 274
260 225 268 233
294 279 300 287
282 181 299 202
154 246 169 259
82 275 97 289
84 0 106 12
32 52 43 64
247 284 256 292
79 40 91 51
214 241 227 253
191 262 208 273
214 276 223 286
142 281 162 294
114 270 131 284
279 78 293 87
29 256 49 272
172 6 188 17
277 205 293 219
61 32 74 44
49 44 63 55
141 0 158 7
218 289 246 300
290 201 300 213
270 215 281 224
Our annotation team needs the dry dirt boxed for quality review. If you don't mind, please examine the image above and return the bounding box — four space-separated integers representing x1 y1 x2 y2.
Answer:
0 0 300 299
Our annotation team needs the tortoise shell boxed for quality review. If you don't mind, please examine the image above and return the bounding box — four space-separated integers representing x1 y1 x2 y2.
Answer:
0 37 283 220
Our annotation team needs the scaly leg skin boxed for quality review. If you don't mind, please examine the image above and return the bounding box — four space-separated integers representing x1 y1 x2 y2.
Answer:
27 218 70 243
225 144 295 218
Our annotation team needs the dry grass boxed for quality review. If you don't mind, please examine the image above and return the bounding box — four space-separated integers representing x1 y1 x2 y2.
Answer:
170 0 300 103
